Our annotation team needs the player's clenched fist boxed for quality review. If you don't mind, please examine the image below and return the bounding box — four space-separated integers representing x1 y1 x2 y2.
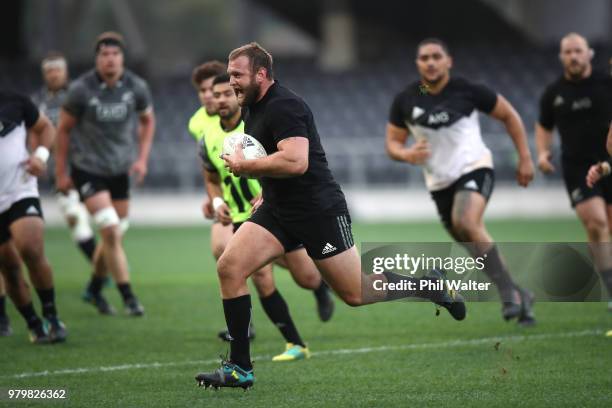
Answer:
586 161 611 188
404 139 431 165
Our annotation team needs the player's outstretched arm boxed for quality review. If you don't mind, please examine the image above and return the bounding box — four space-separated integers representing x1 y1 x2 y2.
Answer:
225 136 309 178
25 112 55 177
489 95 534 186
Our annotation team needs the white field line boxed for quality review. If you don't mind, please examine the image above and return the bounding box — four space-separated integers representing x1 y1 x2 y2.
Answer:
4 329 602 379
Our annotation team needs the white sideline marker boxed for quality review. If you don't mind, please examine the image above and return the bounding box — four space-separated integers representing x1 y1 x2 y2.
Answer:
5 329 602 379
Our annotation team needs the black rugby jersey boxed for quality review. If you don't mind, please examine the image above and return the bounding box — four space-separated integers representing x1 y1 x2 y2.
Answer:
539 71 612 163
243 82 346 220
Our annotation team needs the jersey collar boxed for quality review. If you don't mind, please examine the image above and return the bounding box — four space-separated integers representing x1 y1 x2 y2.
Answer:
219 116 242 133
254 80 278 107
95 70 125 89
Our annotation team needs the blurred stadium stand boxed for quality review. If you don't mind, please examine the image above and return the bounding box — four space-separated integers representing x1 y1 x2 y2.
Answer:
2 0 610 192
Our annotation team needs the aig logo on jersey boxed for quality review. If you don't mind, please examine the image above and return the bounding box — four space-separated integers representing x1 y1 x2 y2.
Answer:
414 107 462 129
571 98 592 111
427 111 450 125
96 103 128 122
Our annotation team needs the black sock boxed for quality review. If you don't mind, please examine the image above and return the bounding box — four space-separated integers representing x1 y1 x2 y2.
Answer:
87 276 107 297
0 295 6 317
482 246 515 302
117 283 135 303
382 272 440 301
78 237 97 261
260 290 305 348
36 288 57 319
599 268 612 298
313 280 329 302
223 294 253 370
17 303 42 329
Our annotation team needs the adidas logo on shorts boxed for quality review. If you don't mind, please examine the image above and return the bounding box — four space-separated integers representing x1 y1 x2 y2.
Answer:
464 180 478 190
25 205 39 215
322 242 337 255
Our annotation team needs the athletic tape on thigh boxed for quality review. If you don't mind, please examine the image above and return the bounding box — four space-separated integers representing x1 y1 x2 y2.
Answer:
93 207 120 229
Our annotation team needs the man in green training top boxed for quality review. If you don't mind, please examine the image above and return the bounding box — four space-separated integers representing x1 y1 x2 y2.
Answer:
188 61 233 261
198 73 335 361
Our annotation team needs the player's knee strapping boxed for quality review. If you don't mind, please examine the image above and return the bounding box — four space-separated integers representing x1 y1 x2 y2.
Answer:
93 207 120 230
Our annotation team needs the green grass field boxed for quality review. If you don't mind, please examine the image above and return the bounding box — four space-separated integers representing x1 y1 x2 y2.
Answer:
1 219 611 407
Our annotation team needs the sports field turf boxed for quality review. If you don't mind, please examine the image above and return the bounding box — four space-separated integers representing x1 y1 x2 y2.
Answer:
1 218 611 407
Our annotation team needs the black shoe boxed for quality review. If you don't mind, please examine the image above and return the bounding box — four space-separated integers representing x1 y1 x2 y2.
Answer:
45 317 67 343
315 282 335 322
29 323 51 345
218 323 255 342
501 288 522 321
125 298 145 317
0 315 12 336
195 358 254 390
90 294 117 316
81 276 112 302
426 269 467 321
516 287 536 327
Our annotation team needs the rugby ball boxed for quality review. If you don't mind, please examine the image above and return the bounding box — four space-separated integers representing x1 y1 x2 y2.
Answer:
222 133 267 160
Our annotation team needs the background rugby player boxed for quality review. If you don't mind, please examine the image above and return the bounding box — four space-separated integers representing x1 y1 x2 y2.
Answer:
55 32 155 316
33 52 103 305
188 61 236 283
0 91 66 343
536 32 612 309
386 38 536 326
33 52 98 266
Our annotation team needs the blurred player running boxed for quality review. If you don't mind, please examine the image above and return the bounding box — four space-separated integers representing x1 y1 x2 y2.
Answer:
32 52 105 304
385 38 536 325
188 61 236 286
32 52 98 265
195 43 465 390
55 32 155 316
537 33 612 311
0 91 67 343
200 74 334 361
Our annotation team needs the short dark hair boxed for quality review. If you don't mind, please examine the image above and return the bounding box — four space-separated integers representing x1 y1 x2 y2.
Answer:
228 42 274 79
191 61 226 88
95 31 125 54
416 38 450 57
212 73 230 86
